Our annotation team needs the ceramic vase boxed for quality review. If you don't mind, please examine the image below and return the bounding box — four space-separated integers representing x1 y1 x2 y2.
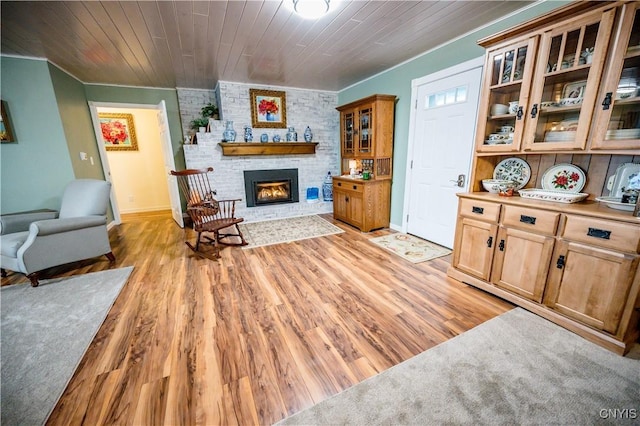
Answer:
286 127 297 142
322 171 333 201
223 121 236 142
244 126 253 142
304 126 313 142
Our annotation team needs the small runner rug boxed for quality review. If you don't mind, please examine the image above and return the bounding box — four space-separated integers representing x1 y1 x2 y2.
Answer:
369 233 451 263
239 214 344 249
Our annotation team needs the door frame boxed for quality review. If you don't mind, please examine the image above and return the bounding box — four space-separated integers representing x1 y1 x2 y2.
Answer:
88 101 178 225
401 56 484 234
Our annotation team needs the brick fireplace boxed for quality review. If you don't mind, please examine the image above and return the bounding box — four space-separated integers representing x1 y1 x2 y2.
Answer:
180 81 340 222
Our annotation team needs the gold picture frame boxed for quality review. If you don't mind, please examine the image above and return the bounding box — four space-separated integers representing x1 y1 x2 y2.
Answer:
98 113 139 151
1 100 16 143
250 89 287 128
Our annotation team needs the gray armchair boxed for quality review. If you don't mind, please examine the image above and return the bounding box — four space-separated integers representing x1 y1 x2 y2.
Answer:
0 179 115 286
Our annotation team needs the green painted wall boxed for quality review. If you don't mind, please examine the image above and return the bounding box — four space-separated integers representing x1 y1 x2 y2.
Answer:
84 85 186 172
0 57 75 213
49 63 105 181
338 1 572 228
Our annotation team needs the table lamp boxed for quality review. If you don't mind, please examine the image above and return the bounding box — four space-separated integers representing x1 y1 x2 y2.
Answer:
349 160 357 177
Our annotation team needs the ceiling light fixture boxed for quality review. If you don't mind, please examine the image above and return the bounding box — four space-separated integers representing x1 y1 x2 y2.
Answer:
293 0 330 19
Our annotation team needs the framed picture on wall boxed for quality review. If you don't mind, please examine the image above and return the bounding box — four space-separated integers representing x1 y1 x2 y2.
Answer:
250 89 287 128
1 100 16 143
98 113 139 151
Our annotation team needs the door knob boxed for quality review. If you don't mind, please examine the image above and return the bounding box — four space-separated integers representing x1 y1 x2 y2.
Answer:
450 174 466 187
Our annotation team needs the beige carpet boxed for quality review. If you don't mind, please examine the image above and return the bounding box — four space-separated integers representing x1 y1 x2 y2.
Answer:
369 233 451 263
239 214 344 249
277 308 640 425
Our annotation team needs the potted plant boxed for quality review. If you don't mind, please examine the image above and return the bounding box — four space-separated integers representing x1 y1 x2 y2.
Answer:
201 102 219 120
190 117 210 133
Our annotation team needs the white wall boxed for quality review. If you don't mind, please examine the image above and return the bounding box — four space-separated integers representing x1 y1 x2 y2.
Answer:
182 81 340 222
101 107 171 214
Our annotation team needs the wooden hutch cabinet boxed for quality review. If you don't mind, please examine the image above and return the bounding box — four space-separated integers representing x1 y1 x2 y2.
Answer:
334 94 396 232
448 1 640 355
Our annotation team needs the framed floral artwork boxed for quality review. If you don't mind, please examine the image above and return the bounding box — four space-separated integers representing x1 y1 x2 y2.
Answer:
250 89 287 128
0 100 15 143
98 113 138 151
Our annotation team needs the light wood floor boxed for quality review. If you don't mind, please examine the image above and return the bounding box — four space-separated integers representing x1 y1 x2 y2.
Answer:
2 211 513 425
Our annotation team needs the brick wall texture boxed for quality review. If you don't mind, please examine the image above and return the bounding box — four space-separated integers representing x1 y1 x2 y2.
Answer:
179 81 340 222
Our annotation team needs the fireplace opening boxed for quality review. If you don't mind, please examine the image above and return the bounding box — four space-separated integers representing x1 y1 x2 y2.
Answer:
244 169 299 207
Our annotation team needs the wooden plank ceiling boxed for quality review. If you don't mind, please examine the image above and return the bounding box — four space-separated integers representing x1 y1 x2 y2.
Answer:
0 1 534 91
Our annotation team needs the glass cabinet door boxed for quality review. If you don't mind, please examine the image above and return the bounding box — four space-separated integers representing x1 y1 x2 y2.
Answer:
357 105 372 155
476 38 537 153
342 110 355 156
591 2 640 150
522 9 616 151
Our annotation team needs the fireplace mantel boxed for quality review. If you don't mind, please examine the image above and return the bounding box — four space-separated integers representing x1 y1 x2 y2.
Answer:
219 142 318 156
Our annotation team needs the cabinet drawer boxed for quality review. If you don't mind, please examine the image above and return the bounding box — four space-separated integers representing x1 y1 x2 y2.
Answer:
334 180 364 193
502 205 560 236
459 199 500 222
562 215 640 253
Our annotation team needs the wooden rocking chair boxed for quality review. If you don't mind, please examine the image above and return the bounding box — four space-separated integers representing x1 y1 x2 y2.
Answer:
171 167 247 259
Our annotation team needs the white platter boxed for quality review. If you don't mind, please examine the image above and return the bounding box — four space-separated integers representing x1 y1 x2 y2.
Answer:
607 163 640 198
595 196 636 211
606 129 640 140
519 189 588 203
541 163 586 193
544 131 576 142
493 158 531 190
485 139 513 145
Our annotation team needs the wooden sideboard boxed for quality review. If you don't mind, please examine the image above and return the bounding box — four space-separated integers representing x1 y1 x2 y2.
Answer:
448 1 640 355
448 193 640 355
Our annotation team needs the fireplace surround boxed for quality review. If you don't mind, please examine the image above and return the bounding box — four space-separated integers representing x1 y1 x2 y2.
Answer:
244 168 299 207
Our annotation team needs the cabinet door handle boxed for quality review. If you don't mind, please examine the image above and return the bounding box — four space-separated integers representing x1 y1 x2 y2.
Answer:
472 206 484 214
498 239 505 251
353 185 357 190
487 236 493 248
516 106 524 120
602 92 613 110
530 103 538 119
520 215 537 225
556 255 565 269
337 182 342 187
587 227 611 240
345 196 349 202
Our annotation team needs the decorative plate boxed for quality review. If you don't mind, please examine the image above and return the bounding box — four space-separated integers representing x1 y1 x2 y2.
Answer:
493 158 531 190
607 163 640 198
541 163 586 193
595 196 635 212
562 80 587 99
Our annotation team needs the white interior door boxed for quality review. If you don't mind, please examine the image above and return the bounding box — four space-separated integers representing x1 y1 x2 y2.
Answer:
405 61 482 248
157 101 184 228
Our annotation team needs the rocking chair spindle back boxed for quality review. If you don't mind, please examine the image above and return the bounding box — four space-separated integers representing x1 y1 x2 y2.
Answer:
170 167 247 259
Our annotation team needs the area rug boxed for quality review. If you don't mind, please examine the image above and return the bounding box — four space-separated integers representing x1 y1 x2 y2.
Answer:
369 233 451 263
1 267 134 426
239 214 344 249
277 308 640 425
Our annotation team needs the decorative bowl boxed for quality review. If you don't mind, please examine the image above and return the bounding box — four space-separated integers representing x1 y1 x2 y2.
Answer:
490 104 509 115
482 179 515 194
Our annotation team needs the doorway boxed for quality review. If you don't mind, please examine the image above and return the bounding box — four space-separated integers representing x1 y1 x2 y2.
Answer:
89 101 183 227
403 57 483 248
